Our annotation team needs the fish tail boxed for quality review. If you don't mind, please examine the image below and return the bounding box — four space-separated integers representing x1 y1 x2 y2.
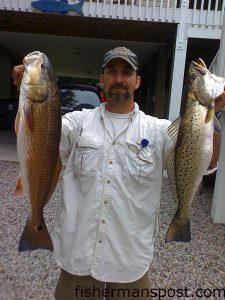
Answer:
73 1 84 16
165 215 191 243
19 218 53 252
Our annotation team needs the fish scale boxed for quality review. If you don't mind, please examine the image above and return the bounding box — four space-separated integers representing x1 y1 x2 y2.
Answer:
15 52 62 252
176 103 211 208
165 58 224 243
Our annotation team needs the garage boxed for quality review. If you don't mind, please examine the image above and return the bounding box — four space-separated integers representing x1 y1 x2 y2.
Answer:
0 8 179 131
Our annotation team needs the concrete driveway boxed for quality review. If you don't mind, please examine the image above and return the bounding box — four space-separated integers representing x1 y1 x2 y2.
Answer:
0 130 18 162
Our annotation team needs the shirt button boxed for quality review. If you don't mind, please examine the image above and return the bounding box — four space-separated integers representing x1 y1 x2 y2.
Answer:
104 201 108 204
109 160 113 164
101 220 105 224
99 240 102 243
112 141 115 145
107 180 110 184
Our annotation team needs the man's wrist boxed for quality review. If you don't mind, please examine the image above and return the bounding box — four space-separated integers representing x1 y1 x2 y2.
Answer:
214 92 225 114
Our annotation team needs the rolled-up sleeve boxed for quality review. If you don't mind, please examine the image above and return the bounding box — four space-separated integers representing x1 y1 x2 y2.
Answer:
60 111 83 162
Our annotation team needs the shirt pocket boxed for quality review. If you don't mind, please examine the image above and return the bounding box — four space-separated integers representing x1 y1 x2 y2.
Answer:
74 135 102 178
123 141 158 185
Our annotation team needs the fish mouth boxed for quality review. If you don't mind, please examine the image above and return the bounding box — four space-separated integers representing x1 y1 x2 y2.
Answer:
191 60 208 75
192 59 225 86
24 82 42 85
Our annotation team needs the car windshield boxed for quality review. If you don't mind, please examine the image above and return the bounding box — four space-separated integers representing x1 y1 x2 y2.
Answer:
60 89 101 108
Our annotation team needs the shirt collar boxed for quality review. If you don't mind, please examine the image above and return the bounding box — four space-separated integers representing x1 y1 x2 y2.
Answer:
100 102 139 121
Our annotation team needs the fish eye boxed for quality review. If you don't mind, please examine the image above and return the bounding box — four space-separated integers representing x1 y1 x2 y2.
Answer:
192 73 197 80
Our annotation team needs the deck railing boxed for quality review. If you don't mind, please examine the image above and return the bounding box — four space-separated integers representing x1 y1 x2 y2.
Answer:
0 0 224 27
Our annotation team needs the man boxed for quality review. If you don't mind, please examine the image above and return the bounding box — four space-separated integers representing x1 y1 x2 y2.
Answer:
12 47 225 300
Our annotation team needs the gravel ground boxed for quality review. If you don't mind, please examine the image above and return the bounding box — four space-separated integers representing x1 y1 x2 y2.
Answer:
0 160 225 300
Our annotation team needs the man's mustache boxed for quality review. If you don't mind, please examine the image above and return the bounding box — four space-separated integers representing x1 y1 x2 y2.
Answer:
109 83 128 91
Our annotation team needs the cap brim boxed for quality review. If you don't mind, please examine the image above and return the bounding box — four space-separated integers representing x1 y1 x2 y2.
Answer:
102 55 137 70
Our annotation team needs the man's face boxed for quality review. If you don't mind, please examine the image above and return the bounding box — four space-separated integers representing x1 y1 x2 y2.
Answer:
100 58 141 103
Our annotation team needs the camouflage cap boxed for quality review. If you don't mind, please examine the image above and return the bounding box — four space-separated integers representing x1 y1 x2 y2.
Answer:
103 47 139 70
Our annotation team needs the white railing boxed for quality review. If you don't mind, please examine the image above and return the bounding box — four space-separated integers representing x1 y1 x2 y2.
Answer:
187 0 225 27
0 0 224 26
85 0 179 22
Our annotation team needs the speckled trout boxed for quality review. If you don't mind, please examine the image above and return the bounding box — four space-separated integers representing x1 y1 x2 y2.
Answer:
15 51 62 251
165 58 225 243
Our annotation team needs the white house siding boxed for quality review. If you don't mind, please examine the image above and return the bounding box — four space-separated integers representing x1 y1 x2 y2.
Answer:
0 0 223 25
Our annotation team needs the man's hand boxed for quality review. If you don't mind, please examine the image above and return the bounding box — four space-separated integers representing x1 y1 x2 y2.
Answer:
215 89 225 114
12 65 25 90
209 86 225 171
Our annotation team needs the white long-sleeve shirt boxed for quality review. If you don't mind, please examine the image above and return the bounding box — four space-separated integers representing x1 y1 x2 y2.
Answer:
52 102 174 283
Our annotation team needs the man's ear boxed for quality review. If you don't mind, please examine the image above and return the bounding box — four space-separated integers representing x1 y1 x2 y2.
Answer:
135 75 141 90
100 74 104 88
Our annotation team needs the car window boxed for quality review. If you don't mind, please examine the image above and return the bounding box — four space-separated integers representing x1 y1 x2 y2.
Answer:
60 89 101 108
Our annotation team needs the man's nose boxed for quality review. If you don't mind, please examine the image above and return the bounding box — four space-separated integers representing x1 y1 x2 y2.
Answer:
115 72 124 83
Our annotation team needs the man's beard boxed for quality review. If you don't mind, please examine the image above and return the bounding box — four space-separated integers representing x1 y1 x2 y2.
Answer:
107 83 130 102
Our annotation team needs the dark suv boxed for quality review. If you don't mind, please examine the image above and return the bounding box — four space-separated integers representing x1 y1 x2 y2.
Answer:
0 99 18 130
0 81 105 131
58 80 105 115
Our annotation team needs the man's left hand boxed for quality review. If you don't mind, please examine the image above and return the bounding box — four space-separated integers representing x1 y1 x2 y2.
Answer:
215 89 225 114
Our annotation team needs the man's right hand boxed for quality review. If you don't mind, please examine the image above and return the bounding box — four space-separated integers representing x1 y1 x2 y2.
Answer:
12 65 25 90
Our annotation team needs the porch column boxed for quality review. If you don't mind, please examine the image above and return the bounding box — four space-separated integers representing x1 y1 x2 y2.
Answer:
167 0 189 121
211 111 225 223
211 12 225 224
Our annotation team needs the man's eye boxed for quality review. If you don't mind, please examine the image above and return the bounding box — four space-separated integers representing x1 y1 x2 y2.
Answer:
107 69 116 75
123 69 133 76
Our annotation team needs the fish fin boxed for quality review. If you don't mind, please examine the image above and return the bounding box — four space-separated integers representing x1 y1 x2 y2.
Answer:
213 115 222 134
19 218 53 252
165 214 191 243
47 154 62 201
14 111 20 136
205 106 214 124
167 117 181 142
24 104 33 131
166 151 179 203
73 1 84 16
15 175 24 196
